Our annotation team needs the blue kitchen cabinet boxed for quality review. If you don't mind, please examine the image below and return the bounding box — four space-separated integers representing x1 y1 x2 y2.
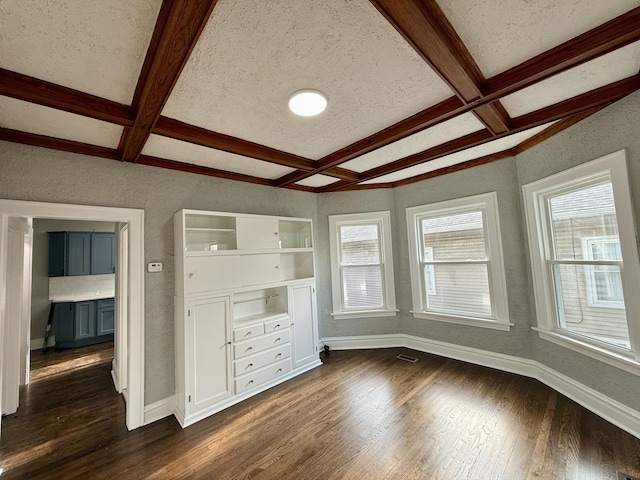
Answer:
53 298 114 348
48 231 115 277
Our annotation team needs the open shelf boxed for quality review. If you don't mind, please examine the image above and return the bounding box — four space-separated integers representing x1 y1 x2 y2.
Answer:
184 214 237 251
233 286 288 324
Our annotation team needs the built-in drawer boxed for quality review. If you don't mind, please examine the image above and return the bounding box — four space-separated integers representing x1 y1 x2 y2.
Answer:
264 316 290 334
234 343 291 376
235 358 292 394
233 322 264 342
233 329 290 359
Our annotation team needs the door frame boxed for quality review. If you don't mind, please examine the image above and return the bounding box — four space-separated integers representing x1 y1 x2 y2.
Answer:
0 199 145 432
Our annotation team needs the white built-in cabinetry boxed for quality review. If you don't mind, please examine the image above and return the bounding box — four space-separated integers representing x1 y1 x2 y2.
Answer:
174 209 321 427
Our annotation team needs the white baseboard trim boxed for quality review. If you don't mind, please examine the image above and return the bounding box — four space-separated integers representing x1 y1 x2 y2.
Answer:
30 336 55 350
144 395 176 426
322 334 640 439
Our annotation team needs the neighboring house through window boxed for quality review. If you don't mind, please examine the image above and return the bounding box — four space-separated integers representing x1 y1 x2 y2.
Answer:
328 211 397 319
406 192 511 330
522 149 640 371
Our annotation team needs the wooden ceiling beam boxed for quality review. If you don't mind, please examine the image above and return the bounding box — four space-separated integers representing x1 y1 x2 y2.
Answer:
484 7 640 100
138 155 275 186
120 1 218 163
370 0 510 135
154 116 316 171
0 127 120 160
390 103 613 188
509 75 640 131
323 75 640 191
0 68 134 127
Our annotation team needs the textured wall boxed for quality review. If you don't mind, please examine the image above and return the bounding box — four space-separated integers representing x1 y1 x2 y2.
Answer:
516 90 640 410
0 143 317 404
315 189 399 338
31 219 115 343
392 157 534 359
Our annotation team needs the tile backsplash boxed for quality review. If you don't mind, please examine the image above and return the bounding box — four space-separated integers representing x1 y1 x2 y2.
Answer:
49 274 115 302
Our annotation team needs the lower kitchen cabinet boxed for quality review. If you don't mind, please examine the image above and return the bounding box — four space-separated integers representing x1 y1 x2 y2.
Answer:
53 298 114 348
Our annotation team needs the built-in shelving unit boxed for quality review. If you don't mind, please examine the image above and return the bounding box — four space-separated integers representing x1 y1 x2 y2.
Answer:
174 209 321 427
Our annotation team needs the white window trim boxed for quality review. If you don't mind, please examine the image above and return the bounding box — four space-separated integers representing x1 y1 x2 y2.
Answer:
522 149 640 371
328 211 397 319
582 236 625 309
406 192 511 330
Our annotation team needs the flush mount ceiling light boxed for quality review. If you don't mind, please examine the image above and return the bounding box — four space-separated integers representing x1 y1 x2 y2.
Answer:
288 90 327 116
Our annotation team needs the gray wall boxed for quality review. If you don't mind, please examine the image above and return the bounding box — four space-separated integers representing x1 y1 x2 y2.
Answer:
2 90 639 413
31 219 116 343
516 91 640 410
0 144 317 404
315 90 640 413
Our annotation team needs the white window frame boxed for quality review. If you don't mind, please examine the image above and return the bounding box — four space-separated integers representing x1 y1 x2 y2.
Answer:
328 211 397 319
522 149 640 375
406 192 511 331
582 236 624 309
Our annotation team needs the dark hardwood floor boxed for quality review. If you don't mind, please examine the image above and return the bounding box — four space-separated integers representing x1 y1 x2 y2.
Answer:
1 344 639 479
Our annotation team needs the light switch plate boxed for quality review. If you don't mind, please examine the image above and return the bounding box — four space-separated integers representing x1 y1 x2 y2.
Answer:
147 262 163 273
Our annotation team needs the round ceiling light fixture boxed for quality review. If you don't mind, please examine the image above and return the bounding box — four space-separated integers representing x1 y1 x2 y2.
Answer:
288 89 327 117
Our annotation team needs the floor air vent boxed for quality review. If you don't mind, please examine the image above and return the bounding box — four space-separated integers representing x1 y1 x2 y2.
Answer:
397 354 419 363
618 472 640 480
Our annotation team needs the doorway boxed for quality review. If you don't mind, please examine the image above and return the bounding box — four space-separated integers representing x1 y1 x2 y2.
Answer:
0 200 145 435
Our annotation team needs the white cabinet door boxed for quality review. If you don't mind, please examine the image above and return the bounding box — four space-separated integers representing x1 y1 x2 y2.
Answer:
236 217 279 249
240 254 281 286
289 282 318 369
185 256 243 293
188 295 232 413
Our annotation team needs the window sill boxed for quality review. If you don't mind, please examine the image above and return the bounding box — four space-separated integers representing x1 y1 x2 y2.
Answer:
411 311 513 331
532 327 640 376
331 309 399 320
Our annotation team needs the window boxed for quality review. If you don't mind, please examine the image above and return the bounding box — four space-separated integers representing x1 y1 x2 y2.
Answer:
329 211 397 319
523 150 640 371
406 192 511 330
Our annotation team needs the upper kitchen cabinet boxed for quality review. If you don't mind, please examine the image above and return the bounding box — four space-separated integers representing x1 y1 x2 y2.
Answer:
48 231 115 277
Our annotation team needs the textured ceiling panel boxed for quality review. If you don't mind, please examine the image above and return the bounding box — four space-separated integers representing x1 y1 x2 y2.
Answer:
363 123 553 184
341 113 486 173
501 41 640 117
162 0 453 160
0 96 123 148
0 0 161 104
142 135 295 180
295 175 338 188
437 0 639 77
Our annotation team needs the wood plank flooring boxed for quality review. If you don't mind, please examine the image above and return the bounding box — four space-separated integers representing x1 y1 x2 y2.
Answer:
1 344 639 479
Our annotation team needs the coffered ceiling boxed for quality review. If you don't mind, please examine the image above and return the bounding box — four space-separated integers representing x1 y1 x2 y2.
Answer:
1 0 639 192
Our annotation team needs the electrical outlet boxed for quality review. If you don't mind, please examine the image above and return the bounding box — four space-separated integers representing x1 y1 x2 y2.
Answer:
147 262 163 273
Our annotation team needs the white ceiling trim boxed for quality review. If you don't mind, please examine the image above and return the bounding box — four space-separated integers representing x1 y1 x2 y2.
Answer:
0 96 123 148
363 123 555 184
341 113 486 173
142 134 295 180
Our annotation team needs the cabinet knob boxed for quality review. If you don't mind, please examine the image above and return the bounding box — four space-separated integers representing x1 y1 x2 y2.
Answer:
274 232 278 235
227 341 231 345
187 273 194 279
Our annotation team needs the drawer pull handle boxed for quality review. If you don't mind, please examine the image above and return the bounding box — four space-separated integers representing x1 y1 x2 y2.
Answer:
246 346 253 352
276 353 282 358
275 338 281 342
274 324 280 329
247 363 253 369
245 331 252 336
248 380 254 385
276 368 282 373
